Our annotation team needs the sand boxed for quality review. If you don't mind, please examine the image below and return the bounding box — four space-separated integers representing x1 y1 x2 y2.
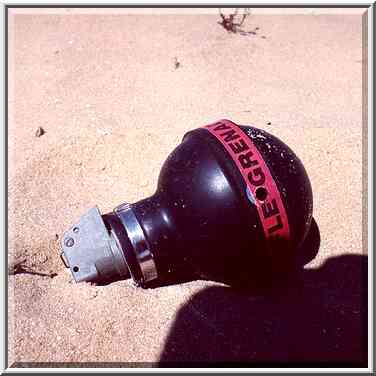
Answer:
7 8 367 367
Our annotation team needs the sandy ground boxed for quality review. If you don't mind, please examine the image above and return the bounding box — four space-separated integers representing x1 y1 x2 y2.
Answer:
8 9 367 367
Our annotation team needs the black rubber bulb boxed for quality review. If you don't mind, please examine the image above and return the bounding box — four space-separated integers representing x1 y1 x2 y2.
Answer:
61 119 313 288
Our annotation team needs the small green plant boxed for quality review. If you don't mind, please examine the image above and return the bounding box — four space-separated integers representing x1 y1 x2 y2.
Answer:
9 258 57 278
218 8 251 34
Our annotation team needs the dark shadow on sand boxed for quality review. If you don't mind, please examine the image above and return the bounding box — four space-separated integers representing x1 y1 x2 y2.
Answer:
159 219 367 367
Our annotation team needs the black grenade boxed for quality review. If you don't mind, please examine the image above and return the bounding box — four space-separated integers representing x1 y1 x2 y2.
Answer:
61 119 313 288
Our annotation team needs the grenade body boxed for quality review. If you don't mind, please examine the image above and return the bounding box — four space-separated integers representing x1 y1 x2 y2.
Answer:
61 120 313 288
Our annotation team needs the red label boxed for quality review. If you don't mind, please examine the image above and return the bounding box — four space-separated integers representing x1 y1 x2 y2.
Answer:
204 119 290 241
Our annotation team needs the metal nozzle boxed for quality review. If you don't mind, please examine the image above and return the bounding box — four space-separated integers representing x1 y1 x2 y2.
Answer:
60 206 130 283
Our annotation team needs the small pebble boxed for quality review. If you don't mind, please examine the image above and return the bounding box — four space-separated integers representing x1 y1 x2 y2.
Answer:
97 128 109 136
89 291 98 299
174 57 181 70
35 127 45 137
